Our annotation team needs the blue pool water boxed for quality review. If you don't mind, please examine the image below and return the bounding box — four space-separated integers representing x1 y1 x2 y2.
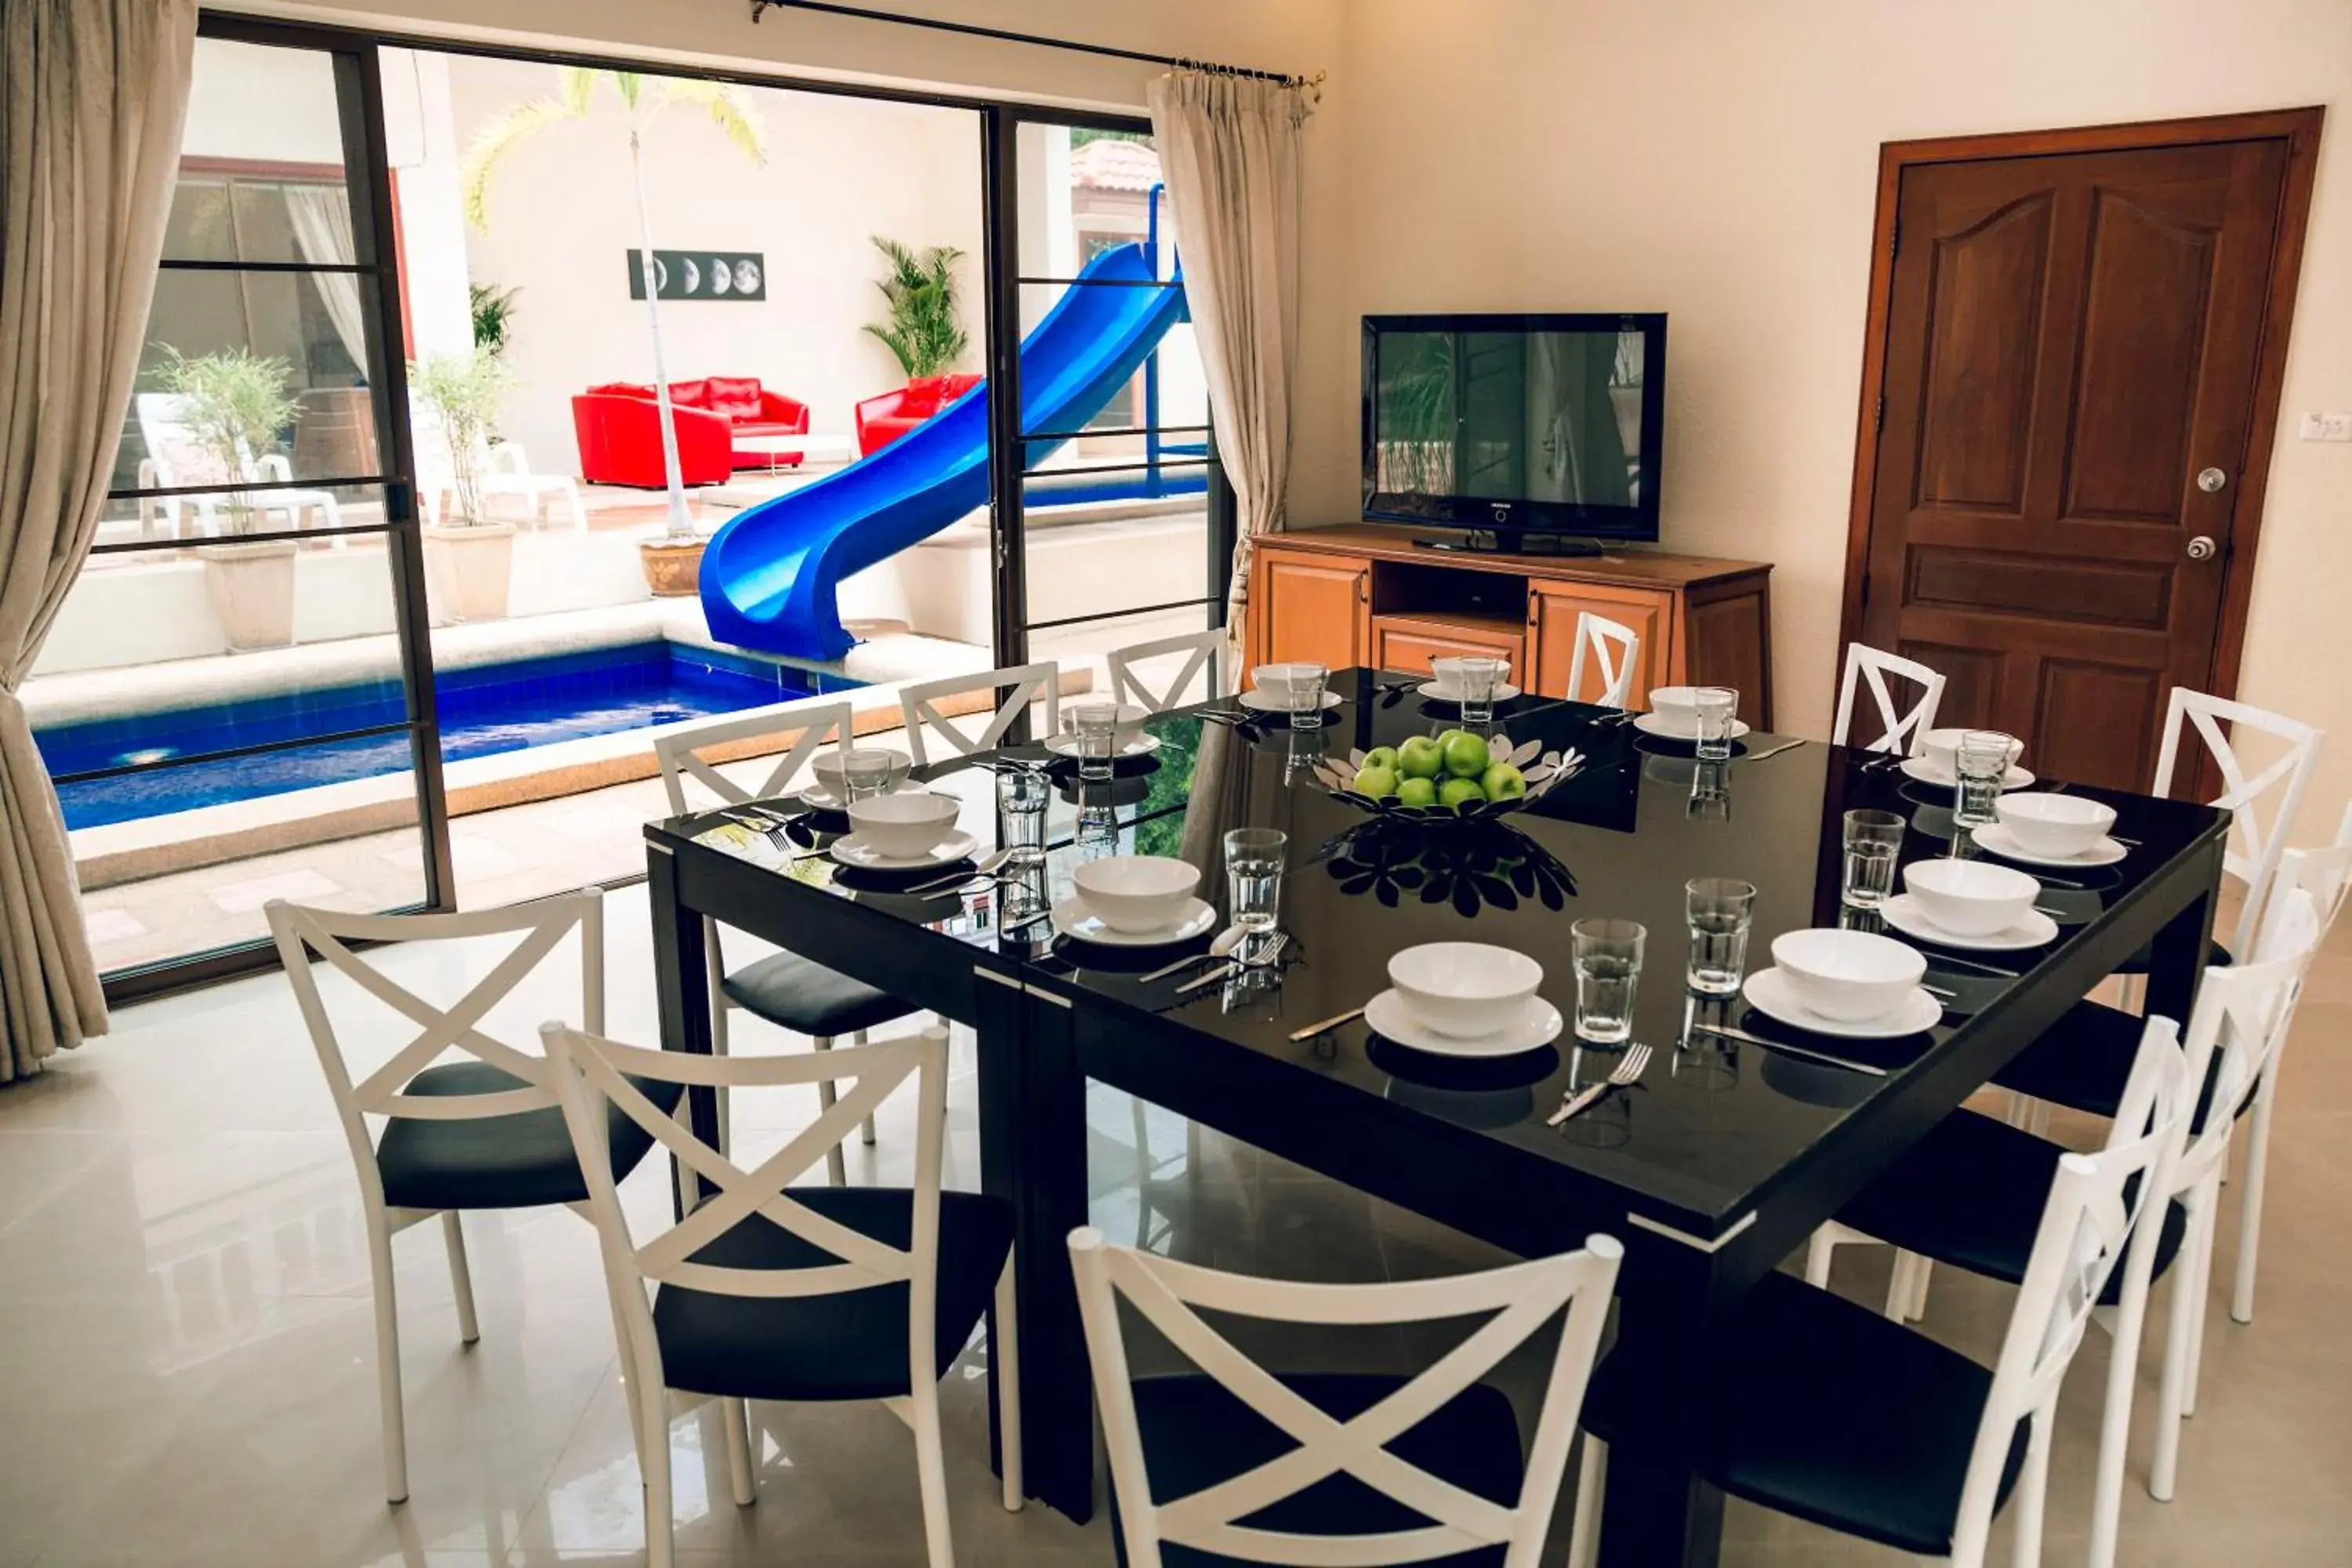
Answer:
38 641 848 830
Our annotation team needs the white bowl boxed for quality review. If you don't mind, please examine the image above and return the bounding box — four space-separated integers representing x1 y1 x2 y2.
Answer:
1769 928 1926 1023
1069 855 1201 933
1997 792 2117 858
1428 655 1506 699
844 790 960 858
1386 942 1544 1040
811 747 908 795
1903 857 2042 936
1647 686 1700 733
1252 662 1327 707
1916 728 2020 778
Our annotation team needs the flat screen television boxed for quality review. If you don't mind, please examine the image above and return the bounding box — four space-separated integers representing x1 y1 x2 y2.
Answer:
1362 312 1665 551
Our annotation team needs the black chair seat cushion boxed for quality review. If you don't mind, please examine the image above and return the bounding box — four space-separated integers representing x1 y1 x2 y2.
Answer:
1991 1000 2241 1131
376 1060 682 1212
721 949 916 1036
1114 1372 1525 1568
1835 1108 2189 1302
1584 1272 2027 1559
654 1188 1013 1403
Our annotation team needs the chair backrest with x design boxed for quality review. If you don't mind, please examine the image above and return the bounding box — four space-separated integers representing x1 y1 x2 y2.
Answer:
543 1024 946 1392
1831 643 1947 754
652 697 855 816
2166 886 2322 1197
1564 612 1639 710
1107 628 1226 713
897 661 1060 767
1069 1228 1621 1567
270 893 604 1203
2151 688 2324 955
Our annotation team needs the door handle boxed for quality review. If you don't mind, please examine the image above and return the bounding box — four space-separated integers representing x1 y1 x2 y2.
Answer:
2197 466 2228 494
2186 535 2217 561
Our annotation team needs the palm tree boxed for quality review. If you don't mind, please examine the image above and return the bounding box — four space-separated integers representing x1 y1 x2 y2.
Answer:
462 68 768 541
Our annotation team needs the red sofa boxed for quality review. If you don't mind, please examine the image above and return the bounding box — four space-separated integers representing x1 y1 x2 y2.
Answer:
571 376 812 488
855 372 982 457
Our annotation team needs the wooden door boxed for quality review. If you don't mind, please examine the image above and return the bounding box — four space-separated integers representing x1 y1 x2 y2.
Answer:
1528 584 1668 707
1369 615 1525 684
1858 133 2299 789
1255 551 1370 673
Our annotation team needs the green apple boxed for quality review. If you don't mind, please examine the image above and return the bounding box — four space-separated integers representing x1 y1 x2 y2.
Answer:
1439 776 1487 811
1396 735 1445 780
1481 760 1528 800
1436 728 1471 750
1396 775 1439 809
1440 731 1490 779
1352 763 1399 800
1361 745 1400 773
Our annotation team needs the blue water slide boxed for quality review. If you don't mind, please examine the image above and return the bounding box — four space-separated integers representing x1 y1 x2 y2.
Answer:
700 241 1192 661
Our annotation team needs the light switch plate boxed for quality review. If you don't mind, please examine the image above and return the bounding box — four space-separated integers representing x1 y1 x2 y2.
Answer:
2300 412 2352 441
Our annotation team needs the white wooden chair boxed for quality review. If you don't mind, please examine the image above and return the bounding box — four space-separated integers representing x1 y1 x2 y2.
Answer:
1564 612 1639 710
543 1023 1020 1568
652 699 917 1178
267 891 660 1505
897 660 1061 766
1573 1032 2191 1568
1831 642 1946 753
1106 627 1226 713
2151 686 2325 961
1070 1225 1621 1567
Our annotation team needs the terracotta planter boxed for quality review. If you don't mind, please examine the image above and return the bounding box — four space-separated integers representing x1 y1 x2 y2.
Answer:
639 537 707 597
423 522 517 625
196 539 299 652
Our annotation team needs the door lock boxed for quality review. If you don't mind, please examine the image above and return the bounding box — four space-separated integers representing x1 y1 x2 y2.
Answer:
2197 466 2228 494
2187 535 2218 561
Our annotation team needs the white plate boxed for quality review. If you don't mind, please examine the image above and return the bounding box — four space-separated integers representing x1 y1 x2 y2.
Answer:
1364 989 1564 1058
797 781 906 812
1043 731 1163 760
1900 757 2036 792
1968 822 2128 868
1632 712 1751 742
1882 894 2060 953
1239 688 1343 713
1742 967 1943 1040
1418 681 1523 703
829 829 979 872
1048 895 1218 947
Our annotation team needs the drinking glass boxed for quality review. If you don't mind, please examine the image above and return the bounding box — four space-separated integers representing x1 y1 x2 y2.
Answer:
1224 827 1287 933
995 765 1049 869
1452 655 1509 728
1071 701 1122 781
1952 730 2018 831
1684 877 1755 996
1842 808 1905 909
1283 662 1330 730
1571 917 1645 1047
1687 760 1730 822
838 749 897 804
1693 687 1739 760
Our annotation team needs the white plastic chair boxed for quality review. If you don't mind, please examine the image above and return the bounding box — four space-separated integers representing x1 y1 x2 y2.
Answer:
1106 627 1226 713
267 891 619 1505
543 1023 1020 1568
1576 1035 2191 1568
1564 612 1639 710
136 391 346 544
416 408 586 530
2152 687 2325 960
1831 642 1946 753
1070 1226 1621 1568
896 660 1061 767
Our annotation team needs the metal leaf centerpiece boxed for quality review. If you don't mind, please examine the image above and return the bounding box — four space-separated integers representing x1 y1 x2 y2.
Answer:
1309 732 1582 825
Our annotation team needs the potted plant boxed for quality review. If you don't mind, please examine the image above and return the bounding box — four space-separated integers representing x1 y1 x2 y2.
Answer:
154 347 303 652
409 347 519 624
863 237 969 380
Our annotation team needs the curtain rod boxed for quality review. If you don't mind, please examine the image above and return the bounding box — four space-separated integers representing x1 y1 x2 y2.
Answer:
746 0 1315 87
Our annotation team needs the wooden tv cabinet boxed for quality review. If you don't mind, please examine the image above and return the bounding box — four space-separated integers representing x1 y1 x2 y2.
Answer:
1245 524 1776 727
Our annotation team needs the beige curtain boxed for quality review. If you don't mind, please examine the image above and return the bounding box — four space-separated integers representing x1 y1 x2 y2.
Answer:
1146 70 1312 648
0 0 198 1080
284 183 369 372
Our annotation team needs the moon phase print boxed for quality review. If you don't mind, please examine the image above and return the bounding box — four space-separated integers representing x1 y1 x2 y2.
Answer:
627 249 767 302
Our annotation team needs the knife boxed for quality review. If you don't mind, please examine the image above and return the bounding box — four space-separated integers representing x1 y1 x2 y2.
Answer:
1738 737 1807 764
1684 1022 1892 1076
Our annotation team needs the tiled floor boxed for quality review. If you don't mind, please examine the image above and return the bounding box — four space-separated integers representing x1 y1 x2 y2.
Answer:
2 883 2349 1565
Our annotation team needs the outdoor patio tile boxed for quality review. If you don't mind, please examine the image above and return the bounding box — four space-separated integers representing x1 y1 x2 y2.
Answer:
205 866 343 914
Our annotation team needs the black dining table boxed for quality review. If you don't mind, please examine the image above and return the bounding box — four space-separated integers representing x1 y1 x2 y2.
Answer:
644 666 2226 1567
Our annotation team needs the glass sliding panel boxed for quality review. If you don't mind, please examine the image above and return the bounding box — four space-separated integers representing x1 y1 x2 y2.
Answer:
168 38 354 265
84 481 395 553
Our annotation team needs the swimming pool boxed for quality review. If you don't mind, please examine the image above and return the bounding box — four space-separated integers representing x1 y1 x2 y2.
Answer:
39 640 848 830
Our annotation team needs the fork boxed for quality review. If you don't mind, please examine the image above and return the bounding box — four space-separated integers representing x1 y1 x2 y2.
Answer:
1175 932 1289 993
1548 1044 1653 1126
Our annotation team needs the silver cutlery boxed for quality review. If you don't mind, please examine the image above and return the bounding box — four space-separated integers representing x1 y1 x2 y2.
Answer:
1922 980 1956 1000
909 848 1012 895
1740 738 1807 764
1004 908 1055 936
1686 1021 1893 1076
1548 1044 1653 1126
1288 1000 1370 1041
1138 926 1247 983
1175 932 1289 993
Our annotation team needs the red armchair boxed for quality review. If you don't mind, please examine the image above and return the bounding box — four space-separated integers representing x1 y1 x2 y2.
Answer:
855 372 982 457
572 376 815 487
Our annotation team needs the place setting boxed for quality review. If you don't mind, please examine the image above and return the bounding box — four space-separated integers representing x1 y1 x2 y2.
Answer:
1879 856 2062 953
1891 726 2036 806
793 745 913 815
1231 660 1345 732
825 789 983 895
1970 790 2131 869
1629 684 1751 756
1035 699 1164 775
1413 654 1524 724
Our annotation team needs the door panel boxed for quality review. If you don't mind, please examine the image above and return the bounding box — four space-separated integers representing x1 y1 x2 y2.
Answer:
1862 136 2292 789
1257 553 1369 673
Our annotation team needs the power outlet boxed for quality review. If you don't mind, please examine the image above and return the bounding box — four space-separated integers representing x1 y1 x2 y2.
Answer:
2299 412 2352 441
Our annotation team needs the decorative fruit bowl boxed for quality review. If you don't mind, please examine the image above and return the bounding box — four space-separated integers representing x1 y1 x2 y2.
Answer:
1311 731 1581 824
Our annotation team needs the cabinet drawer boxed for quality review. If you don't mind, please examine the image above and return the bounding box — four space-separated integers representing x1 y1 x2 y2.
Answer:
1369 615 1525 684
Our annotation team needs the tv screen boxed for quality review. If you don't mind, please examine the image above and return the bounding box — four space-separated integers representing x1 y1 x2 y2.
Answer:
1362 313 1665 542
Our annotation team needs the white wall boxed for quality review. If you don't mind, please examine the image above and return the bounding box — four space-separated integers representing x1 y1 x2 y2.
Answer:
183 36 346 162
1323 0 2352 827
